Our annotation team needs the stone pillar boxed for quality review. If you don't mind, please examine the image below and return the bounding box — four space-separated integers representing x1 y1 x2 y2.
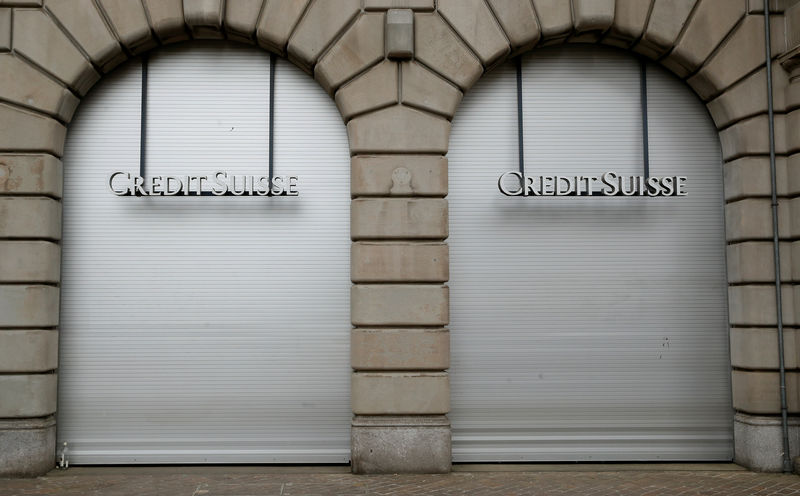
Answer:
717 4 800 471
349 152 452 473
343 64 455 473
779 2 800 470
0 0 123 476
0 156 63 476
335 2 492 472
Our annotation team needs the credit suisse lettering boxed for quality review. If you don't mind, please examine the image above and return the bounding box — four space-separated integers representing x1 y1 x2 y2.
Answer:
498 171 687 197
109 171 298 196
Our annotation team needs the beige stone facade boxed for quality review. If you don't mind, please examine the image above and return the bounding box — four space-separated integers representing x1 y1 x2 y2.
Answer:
1 0 799 476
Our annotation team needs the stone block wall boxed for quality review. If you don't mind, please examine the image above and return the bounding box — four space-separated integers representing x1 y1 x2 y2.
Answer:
0 0 797 476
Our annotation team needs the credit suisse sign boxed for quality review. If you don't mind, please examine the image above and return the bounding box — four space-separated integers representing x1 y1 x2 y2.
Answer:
498 171 687 197
109 171 298 196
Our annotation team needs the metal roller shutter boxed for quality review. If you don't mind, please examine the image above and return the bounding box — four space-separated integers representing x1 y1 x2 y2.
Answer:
448 46 732 462
57 43 351 464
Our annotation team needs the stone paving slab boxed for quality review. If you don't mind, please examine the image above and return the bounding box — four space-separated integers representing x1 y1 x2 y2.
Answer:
2 467 800 496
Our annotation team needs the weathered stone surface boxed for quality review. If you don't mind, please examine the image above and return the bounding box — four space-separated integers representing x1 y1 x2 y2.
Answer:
401 61 462 118
351 155 447 197
351 198 448 239
771 13 787 58
747 0 787 13
735 413 800 473
438 0 509 67
352 242 448 282
724 156 788 201
0 374 57 417
731 327 800 369
0 285 59 327
662 0 745 78
789 154 800 197
793 240 800 281
347 105 450 154
13 9 99 95
789 110 800 154
223 0 263 41
0 55 79 122
45 0 125 72
572 0 614 34
531 0 572 42
0 417 56 477
689 15 766 101
789 2 800 49
415 13 483 90
183 0 224 38
287 0 361 72
0 241 61 283
707 63 788 129
0 0 43 4
316 13 384 95
0 8 10 50
604 0 652 47
386 9 413 59
365 0 434 9
352 415 450 474
142 0 188 43
719 115 787 160
97 0 156 53
0 154 62 197
0 197 61 239
722 178 765 232
727 284 794 326
634 0 697 59
725 198 790 242
352 328 449 370
335 61 398 120
351 284 449 326
352 372 449 414
256 0 310 54
485 0 539 53
0 105 66 156
0 330 58 372
727 241 790 284
732 370 800 414
790 197 800 239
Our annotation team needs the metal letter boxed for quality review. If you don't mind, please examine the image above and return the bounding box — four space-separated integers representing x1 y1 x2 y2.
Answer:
287 176 299 196
498 171 523 196
151 176 164 195
620 175 638 196
132 175 147 196
601 172 619 196
212 172 228 196
646 176 661 196
676 177 688 196
662 176 675 196
165 176 182 195
255 176 270 196
108 172 129 196
556 176 574 195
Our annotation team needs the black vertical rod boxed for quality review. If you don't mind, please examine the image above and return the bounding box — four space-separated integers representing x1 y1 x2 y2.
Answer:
763 0 792 473
639 59 650 179
269 53 276 183
140 55 148 178
516 57 524 175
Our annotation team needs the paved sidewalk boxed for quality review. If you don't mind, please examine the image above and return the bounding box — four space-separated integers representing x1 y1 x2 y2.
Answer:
2 465 800 496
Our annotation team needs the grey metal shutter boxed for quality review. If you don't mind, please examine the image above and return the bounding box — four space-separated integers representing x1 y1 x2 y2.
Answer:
448 46 732 462
57 43 351 464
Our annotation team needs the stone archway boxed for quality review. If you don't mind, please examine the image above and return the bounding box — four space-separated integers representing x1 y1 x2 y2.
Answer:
0 0 799 477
